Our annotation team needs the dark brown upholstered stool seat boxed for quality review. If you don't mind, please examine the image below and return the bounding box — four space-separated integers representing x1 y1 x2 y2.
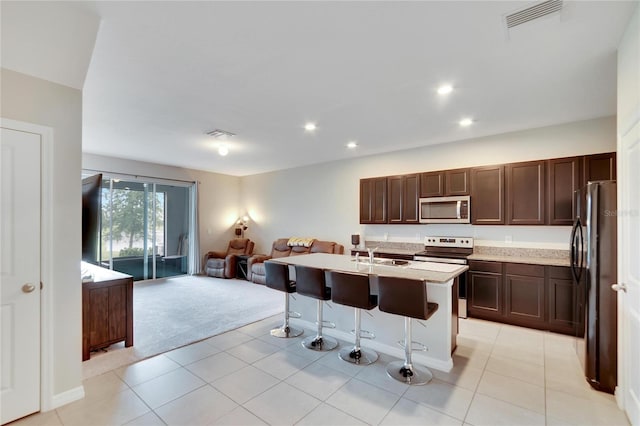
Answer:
375 275 439 385
294 265 338 351
265 261 303 338
325 270 378 365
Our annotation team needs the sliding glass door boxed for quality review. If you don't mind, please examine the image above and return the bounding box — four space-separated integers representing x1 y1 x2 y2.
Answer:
97 175 192 281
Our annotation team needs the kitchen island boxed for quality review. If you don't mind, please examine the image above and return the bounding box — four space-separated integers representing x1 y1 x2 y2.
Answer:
269 253 468 372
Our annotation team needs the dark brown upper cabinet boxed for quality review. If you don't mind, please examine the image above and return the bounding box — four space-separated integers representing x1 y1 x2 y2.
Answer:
584 152 616 183
388 173 420 224
547 156 581 226
420 168 469 198
359 177 387 224
420 171 444 197
445 169 470 196
471 165 505 225
505 161 545 225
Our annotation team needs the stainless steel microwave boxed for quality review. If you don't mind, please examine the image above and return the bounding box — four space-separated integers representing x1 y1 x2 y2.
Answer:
419 196 471 224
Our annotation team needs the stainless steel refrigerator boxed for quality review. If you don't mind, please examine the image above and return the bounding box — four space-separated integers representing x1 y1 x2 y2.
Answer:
570 180 617 394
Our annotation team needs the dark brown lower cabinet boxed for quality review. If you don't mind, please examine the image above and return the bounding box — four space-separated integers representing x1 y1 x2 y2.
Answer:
547 266 584 335
468 261 580 335
505 263 545 327
468 261 504 321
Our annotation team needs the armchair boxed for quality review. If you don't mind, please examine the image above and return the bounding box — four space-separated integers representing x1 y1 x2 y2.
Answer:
204 238 255 278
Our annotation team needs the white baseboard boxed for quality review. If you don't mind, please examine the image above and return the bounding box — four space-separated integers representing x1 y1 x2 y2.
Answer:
48 385 85 410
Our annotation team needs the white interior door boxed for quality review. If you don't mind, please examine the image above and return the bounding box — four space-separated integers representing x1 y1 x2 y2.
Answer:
617 117 640 426
0 128 41 424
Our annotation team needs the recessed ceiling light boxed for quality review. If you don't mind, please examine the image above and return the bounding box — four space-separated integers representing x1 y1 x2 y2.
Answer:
304 122 317 132
218 145 229 156
459 118 473 127
437 85 453 95
347 141 358 149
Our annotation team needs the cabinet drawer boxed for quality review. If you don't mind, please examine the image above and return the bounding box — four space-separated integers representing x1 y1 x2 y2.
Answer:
547 266 573 280
469 260 503 274
505 263 544 277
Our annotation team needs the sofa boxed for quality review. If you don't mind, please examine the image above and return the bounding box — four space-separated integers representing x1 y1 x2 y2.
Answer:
248 238 344 285
204 238 255 278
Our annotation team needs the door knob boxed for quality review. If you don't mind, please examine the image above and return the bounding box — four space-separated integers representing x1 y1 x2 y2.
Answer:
611 283 627 292
22 283 36 293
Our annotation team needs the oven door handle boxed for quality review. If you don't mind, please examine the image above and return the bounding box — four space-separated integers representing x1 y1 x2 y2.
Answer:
456 201 461 219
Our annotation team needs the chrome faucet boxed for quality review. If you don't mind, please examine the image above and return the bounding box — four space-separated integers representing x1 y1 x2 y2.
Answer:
367 247 378 264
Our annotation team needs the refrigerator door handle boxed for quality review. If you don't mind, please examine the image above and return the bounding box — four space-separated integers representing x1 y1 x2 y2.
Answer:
577 223 584 281
570 218 583 283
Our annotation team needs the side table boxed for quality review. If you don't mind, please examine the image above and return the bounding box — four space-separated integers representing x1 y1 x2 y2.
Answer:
236 255 250 280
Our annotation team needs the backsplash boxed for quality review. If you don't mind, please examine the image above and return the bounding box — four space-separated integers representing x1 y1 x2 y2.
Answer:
473 245 570 260
363 240 424 252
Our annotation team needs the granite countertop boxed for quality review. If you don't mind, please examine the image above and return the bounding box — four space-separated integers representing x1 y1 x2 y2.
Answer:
270 253 467 284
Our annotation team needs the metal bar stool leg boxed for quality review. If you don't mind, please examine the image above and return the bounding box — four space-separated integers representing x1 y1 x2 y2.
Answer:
386 317 432 385
271 293 303 338
339 308 378 365
302 300 338 351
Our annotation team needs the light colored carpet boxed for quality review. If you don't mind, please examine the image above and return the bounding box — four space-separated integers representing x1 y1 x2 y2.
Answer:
82 275 282 379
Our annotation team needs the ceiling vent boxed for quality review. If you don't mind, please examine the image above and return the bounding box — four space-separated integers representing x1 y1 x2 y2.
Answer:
206 129 235 138
505 0 563 29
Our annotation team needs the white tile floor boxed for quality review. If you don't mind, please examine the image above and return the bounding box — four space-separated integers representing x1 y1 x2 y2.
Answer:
12 316 630 426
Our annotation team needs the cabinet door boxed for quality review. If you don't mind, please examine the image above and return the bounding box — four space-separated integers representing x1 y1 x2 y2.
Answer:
360 178 387 224
108 285 127 341
505 273 545 327
88 288 110 346
387 175 403 223
445 168 470 196
547 266 579 335
468 271 503 320
584 152 616 183
388 174 420 223
548 157 581 225
506 161 545 225
403 174 420 223
471 165 505 224
420 171 444 197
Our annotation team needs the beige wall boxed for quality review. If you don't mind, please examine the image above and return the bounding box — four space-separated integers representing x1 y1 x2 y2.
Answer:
1 69 83 396
240 116 616 254
82 153 241 256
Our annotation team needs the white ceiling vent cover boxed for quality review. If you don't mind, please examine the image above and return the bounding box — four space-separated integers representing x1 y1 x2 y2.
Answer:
206 129 236 138
506 0 563 29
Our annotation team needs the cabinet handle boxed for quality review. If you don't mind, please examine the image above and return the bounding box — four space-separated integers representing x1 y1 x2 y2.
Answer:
22 283 36 293
611 283 627 292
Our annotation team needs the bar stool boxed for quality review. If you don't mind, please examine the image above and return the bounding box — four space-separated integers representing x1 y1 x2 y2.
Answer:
375 275 439 385
264 261 303 338
294 265 338 351
325 270 378 365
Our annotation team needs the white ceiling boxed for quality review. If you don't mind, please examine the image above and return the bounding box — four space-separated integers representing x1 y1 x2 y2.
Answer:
2 1 636 176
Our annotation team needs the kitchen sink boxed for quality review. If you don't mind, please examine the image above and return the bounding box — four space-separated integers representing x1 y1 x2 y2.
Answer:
351 258 410 267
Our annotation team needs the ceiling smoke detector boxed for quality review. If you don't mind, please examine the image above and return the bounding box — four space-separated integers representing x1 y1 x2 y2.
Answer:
505 0 563 29
206 129 236 138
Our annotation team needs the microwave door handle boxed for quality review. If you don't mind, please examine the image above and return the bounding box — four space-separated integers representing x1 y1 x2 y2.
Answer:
456 200 461 219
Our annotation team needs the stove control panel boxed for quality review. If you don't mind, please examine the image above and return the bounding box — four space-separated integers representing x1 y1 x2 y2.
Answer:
424 236 474 248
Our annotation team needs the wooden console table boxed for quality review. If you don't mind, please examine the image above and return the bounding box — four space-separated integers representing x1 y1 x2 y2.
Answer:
82 262 133 361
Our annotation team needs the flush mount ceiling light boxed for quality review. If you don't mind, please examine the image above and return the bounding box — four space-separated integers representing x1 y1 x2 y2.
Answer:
459 118 474 127
437 85 453 95
218 145 229 156
304 122 317 132
347 141 358 149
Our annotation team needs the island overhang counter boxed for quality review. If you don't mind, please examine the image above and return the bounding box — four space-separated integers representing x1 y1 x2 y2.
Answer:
268 253 468 372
